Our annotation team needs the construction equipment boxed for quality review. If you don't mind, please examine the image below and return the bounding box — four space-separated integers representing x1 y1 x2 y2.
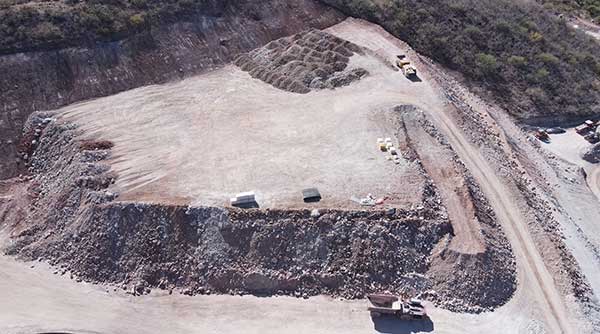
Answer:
377 138 387 151
402 64 417 78
396 58 417 78
367 294 427 320
396 59 410 68
585 132 600 144
576 124 591 135
545 127 565 134
534 129 549 142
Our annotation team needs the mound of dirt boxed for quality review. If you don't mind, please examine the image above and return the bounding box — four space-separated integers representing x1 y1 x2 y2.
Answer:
582 143 600 163
234 29 367 93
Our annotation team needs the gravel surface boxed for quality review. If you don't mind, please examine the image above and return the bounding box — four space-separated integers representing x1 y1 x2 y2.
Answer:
235 29 367 93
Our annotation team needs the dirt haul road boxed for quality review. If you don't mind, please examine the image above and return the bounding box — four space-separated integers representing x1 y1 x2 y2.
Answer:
329 18 575 333
0 18 584 334
590 166 600 201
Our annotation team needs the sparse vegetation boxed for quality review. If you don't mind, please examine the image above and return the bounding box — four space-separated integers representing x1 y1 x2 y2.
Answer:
539 0 600 21
1 0 599 119
322 0 600 119
0 0 226 53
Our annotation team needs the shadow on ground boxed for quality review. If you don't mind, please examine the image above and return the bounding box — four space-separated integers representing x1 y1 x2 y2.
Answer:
372 316 434 334
408 75 422 83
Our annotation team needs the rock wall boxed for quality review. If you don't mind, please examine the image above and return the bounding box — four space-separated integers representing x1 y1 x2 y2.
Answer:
0 0 345 180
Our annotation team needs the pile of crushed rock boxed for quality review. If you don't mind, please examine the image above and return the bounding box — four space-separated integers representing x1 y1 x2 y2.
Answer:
582 143 600 163
234 29 368 93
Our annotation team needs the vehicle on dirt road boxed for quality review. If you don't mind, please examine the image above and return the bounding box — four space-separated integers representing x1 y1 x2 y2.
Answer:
535 129 550 142
367 294 427 320
396 57 418 79
545 127 566 134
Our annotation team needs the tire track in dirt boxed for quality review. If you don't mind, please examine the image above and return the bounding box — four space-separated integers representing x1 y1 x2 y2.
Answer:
329 17 573 332
399 109 485 254
426 107 572 333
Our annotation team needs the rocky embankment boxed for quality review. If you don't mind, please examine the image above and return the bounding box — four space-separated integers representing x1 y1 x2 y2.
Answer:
583 143 600 163
394 105 516 312
0 0 344 180
0 112 517 313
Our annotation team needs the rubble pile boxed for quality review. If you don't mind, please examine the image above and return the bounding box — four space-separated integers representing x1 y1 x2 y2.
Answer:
582 143 600 163
393 105 517 312
427 62 593 302
3 112 517 312
234 29 367 93
25 204 453 299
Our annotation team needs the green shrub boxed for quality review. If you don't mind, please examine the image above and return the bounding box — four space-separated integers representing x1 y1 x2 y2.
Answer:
533 68 550 82
32 22 63 41
129 13 145 27
476 53 499 77
0 0 221 53
508 55 528 67
537 52 560 66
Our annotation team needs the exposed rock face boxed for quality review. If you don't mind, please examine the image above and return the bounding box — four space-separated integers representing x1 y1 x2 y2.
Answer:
1 111 517 313
234 29 367 93
0 0 345 180
582 143 600 163
6 113 452 300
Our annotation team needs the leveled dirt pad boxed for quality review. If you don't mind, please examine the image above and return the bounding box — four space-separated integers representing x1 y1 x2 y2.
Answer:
58 30 438 209
3 19 517 318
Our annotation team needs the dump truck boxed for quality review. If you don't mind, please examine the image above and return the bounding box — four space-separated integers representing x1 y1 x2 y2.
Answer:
396 59 410 68
396 59 417 78
367 294 427 320
576 124 591 135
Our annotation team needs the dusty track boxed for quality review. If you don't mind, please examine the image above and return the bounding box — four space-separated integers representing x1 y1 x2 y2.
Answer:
397 108 485 254
427 107 571 333
330 17 573 333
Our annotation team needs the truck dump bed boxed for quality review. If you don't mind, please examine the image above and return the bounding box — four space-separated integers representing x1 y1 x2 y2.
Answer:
367 294 428 319
367 294 398 307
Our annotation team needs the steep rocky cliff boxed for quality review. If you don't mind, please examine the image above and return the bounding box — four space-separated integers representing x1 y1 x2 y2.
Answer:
0 0 344 180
